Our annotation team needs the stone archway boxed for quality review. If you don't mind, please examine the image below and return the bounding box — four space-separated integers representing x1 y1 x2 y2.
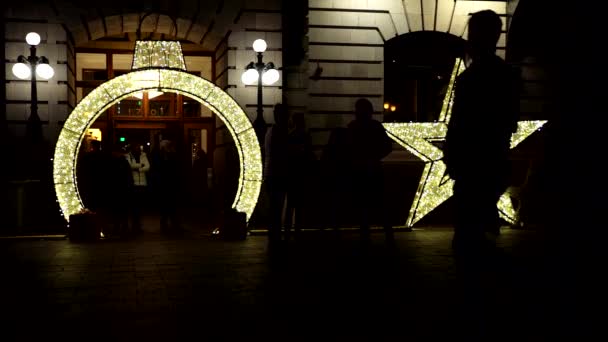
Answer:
53 69 262 222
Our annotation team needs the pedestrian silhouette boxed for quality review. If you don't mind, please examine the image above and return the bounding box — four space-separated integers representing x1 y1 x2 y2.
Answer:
77 140 112 237
158 138 182 234
107 145 132 237
263 103 290 243
444 10 519 256
284 112 315 239
191 147 210 229
345 98 394 242
78 140 109 212
126 142 150 234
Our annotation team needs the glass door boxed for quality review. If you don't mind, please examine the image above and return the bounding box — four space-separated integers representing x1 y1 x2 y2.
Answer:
183 123 213 206
184 123 212 167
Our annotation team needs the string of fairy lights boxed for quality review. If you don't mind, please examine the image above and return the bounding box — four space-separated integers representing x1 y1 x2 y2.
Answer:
54 41 262 222
131 40 186 71
384 58 547 227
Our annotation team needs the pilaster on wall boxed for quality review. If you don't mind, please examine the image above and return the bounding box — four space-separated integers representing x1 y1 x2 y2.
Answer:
281 0 309 132
506 1 555 122
228 6 283 125
1 5 6 139
306 0 509 149
507 0 520 30
4 14 71 146
213 1 283 148
212 30 235 209
212 0 283 210
3 5 71 228
65 27 76 112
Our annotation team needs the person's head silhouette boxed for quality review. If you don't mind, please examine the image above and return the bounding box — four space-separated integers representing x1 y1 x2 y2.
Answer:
355 98 373 121
467 10 502 60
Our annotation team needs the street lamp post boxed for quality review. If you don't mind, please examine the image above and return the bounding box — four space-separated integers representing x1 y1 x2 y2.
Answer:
12 32 55 142
241 39 279 146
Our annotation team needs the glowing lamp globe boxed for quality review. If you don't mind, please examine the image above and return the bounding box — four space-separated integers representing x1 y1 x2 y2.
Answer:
241 68 259 85
252 39 267 53
262 68 279 85
36 63 54 80
12 63 31 79
25 32 41 46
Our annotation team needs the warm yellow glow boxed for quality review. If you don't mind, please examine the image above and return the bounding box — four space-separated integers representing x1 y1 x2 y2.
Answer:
131 90 163 100
262 68 280 85
35 63 54 80
131 41 186 71
241 68 259 85
384 58 547 227
86 128 102 141
390 105 396 112
54 42 261 222
438 58 467 122
12 63 30 79
510 121 546 148
384 103 390 110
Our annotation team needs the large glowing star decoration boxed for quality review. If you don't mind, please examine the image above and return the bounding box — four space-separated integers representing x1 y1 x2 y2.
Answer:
384 59 547 227
54 41 262 222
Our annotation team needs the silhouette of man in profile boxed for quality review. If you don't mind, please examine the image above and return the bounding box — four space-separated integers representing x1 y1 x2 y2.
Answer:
264 103 290 243
444 10 519 255
78 140 110 212
346 98 394 242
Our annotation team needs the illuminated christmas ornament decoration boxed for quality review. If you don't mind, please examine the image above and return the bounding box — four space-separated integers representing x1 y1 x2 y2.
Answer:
384 58 547 227
54 41 262 222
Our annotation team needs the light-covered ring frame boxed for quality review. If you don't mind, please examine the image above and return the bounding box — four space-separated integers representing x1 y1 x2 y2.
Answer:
53 69 262 222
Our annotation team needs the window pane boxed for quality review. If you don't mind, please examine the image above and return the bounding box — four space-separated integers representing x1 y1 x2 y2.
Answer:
149 92 174 116
112 54 133 71
115 98 143 116
183 99 201 117
82 69 107 81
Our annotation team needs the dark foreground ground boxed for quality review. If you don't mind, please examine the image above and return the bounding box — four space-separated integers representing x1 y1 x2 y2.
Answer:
0 222 603 341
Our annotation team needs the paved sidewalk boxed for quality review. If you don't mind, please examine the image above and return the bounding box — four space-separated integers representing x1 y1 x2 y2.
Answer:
0 227 565 341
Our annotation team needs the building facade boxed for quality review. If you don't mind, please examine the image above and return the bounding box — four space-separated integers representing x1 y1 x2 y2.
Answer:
2 0 549 231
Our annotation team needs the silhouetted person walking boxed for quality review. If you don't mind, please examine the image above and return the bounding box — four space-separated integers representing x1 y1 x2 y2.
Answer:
126 142 150 234
346 98 394 242
191 147 210 228
107 146 132 237
78 140 109 212
264 104 290 243
285 112 314 239
444 9 519 256
158 139 182 234
78 140 112 236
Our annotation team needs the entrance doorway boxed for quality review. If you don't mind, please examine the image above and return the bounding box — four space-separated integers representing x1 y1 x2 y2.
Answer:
81 117 216 235
110 123 214 200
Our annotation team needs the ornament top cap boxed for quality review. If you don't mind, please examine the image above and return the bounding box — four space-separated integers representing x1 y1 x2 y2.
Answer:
131 40 186 71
